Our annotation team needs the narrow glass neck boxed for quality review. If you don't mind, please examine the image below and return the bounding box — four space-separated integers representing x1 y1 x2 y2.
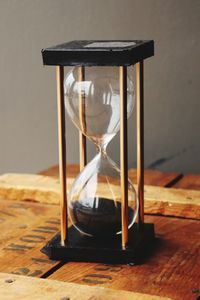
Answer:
96 133 116 154
97 142 107 155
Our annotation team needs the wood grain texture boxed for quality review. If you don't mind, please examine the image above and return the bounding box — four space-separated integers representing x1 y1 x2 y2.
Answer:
144 185 200 219
173 174 200 190
49 214 200 300
0 198 60 277
40 164 182 187
0 196 199 299
0 173 60 204
0 166 199 300
0 272 172 300
0 173 199 219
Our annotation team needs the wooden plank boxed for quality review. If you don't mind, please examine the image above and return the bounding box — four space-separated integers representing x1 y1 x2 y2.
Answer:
144 185 200 219
40 164 182 187
49 214 200 300
0 173 60 204
0 198 60 277
173 174 200 190
0 173 199 219
0 273 172 300
0 167 199 300
0 196 198 299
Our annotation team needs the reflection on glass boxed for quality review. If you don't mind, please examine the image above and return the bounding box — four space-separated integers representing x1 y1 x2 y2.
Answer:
64 66 138 237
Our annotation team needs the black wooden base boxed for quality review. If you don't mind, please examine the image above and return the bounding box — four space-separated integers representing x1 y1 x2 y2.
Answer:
41 223 155 264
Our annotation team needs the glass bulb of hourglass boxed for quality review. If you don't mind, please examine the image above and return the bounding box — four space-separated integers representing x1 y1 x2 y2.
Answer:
64 66 138 237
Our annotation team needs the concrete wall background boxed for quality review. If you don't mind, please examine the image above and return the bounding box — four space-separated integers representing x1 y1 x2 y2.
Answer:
0 0 199 174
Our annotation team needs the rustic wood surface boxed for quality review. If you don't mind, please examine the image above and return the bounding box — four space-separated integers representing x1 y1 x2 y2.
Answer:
48 214 200 300
173 174 200 190
144 185 200 219
0 273 172 300
1 172 199 219
40 164 182 187
0 165 199 300
43 165 200 300
0 173 59 204
0 198 61 277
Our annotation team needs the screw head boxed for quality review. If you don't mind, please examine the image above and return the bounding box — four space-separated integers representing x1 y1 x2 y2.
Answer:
5 278 15 283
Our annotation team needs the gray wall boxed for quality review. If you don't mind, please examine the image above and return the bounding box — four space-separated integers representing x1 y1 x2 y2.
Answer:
0 0 199 174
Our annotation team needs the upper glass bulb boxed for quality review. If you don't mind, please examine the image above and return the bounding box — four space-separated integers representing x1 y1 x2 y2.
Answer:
64 66 135 145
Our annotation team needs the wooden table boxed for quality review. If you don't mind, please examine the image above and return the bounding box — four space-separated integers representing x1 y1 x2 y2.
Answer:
0 165 199 300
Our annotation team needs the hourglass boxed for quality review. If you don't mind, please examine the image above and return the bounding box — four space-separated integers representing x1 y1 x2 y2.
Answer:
41 40 155 263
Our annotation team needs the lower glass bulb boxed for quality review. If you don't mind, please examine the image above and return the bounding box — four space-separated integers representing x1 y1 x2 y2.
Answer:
69 153 138 237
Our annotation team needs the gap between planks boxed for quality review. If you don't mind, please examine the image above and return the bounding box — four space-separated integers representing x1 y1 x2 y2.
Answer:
0 272 172 300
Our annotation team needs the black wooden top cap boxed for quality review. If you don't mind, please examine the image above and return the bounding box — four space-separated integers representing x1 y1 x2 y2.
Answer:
42 40 154 66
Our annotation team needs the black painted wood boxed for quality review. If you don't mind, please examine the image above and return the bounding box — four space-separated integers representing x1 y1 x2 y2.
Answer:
41 223 155 264
42 40 154 66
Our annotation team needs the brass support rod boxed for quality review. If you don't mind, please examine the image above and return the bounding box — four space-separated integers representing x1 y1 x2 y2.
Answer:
136 61 144 228
56 66 67 246
119 66 128 249
78 66 87 171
